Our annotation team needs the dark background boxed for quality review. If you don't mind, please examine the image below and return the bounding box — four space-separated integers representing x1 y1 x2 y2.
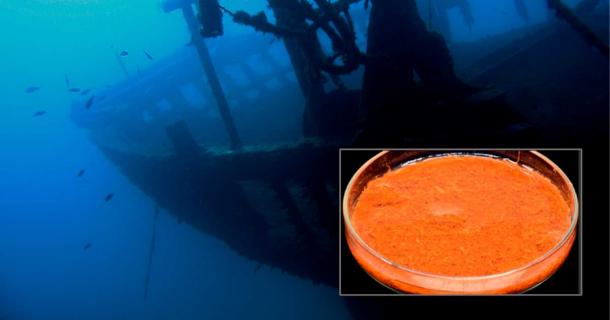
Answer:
339 149 581 294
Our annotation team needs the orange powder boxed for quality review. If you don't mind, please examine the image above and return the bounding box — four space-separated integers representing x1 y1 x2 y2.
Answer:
350 155 573 292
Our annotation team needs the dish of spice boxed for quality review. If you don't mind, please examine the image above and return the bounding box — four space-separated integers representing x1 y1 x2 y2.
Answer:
343 151 578 294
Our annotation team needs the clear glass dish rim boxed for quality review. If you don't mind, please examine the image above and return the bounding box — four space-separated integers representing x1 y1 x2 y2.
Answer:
342 150 579 281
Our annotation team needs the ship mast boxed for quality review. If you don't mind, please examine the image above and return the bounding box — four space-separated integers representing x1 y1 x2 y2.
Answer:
164 0 243 151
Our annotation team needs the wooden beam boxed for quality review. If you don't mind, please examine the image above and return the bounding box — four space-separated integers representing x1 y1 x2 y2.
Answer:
268 0 328 137
162 0 192 13
547 0 609 58
181 4 243 150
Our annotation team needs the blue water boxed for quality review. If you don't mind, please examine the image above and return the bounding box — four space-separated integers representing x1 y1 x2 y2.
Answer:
0 0 591 319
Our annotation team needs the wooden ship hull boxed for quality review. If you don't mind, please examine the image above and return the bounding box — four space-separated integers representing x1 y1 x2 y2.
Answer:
70 24 343 285
99 140 340 286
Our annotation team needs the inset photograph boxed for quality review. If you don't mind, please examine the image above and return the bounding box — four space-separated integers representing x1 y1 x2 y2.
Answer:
340 150 581 295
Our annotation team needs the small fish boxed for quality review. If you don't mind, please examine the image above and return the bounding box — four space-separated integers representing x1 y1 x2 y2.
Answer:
32 110 46 117
254 264 263 272
143 50 154 60
83 242 92 251
77 169 86 177
25 86 40 93
104 193 114 202
68 87 81 93
119 50 129 57
65 74 71 88
80 89 91 96
84 95 95 110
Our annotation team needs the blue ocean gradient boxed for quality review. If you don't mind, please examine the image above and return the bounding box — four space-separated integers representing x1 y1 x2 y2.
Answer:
0 0 581 319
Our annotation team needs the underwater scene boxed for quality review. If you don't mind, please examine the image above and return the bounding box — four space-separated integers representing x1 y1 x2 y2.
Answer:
0 0 607 319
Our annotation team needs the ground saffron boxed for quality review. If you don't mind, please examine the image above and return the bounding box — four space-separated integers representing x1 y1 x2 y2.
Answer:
349 154 574 293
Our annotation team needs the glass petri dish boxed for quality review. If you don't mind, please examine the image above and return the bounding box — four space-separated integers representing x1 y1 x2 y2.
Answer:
342 150 578 294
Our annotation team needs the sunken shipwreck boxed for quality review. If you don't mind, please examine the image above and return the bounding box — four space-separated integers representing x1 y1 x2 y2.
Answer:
67 0 607 316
